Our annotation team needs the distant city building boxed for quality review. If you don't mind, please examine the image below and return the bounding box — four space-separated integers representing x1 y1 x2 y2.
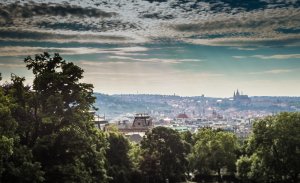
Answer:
90 111 108 130
132 113 153 129
93 93 300 141
117 113 153 134
105 113 153 143
176 113 189 119
233 89 251 103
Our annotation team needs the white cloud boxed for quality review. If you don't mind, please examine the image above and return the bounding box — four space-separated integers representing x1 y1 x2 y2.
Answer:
233 56 247 59
0 63 25 68
252 54 300 59
108 56 132 60
264 69 293 74
235 47 257 51
108 55 203 64
112 47 148 52
0 46 150 57
0 46 108 57
233 54 300 60
79 61 128 67
249 69 293 75
178 59 203 62
184 34 300 47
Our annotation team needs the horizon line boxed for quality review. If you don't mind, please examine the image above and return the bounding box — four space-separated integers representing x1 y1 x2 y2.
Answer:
94 92 300 98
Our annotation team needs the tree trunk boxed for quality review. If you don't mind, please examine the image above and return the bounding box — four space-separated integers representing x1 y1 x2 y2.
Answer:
217 168 222 182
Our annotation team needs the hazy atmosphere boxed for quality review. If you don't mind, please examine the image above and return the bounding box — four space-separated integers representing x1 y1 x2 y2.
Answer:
1 0 300 97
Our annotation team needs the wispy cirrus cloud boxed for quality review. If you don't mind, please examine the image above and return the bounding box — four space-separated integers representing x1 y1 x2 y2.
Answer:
0 46 149 57
111 47 149 53
249 69 293 75
233 47 257 51
233 56 247 59
0 29 138 44
108 55 203 64
0 46 108 57
233 54 300 60
185 34 300 47
252 54 300 59
0 63 24 68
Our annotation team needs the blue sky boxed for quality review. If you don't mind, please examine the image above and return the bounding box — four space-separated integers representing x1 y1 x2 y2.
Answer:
0 0 300 97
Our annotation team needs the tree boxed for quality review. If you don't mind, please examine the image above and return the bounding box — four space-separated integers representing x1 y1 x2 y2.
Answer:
0 75 44 182
1 52 109 182
23 52 96 132
0 87 16 177
105 131 133 183
22 52 108 183
236 112 300 183
128 142 143 183
140 126 189 183
180 130 194 146
180 131 194 180
189 128 238 181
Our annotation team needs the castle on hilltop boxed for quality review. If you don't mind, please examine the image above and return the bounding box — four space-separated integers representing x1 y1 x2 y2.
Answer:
233 89 250 103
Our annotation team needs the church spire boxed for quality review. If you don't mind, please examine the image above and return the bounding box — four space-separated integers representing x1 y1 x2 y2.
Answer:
236 89 240 96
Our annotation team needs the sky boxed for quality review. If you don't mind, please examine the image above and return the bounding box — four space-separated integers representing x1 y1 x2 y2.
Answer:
0 0 300 97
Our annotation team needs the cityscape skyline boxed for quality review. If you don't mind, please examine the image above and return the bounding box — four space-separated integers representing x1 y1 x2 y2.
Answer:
0 0 300 97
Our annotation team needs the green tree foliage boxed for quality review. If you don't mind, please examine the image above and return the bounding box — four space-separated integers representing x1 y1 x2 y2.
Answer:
0 87 16 177
0 76 44 183
25 53 107 183
180 130 194 146
140 126 189 183
0 53 108 182
236 112 300 183
190 128 238 181
128 142 144 183
129 143 142 171
105 131 133 183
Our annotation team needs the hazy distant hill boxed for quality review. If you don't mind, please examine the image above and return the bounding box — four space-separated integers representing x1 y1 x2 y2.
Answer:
94 93 172 118
94 93 300 118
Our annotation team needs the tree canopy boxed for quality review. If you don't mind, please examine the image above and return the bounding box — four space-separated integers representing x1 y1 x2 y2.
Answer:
236 112 300 183
105 131 133 183
189 128 238 181
140 126 189 183
1 53 107 183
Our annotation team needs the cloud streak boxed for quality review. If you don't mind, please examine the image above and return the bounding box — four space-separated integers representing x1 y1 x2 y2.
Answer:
0 29 135 43
233 54 300 60
108 56 203 64
249 69 293 75
0 63 25 68
0 2 116 25
253 54 300 59
0 46 149 57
